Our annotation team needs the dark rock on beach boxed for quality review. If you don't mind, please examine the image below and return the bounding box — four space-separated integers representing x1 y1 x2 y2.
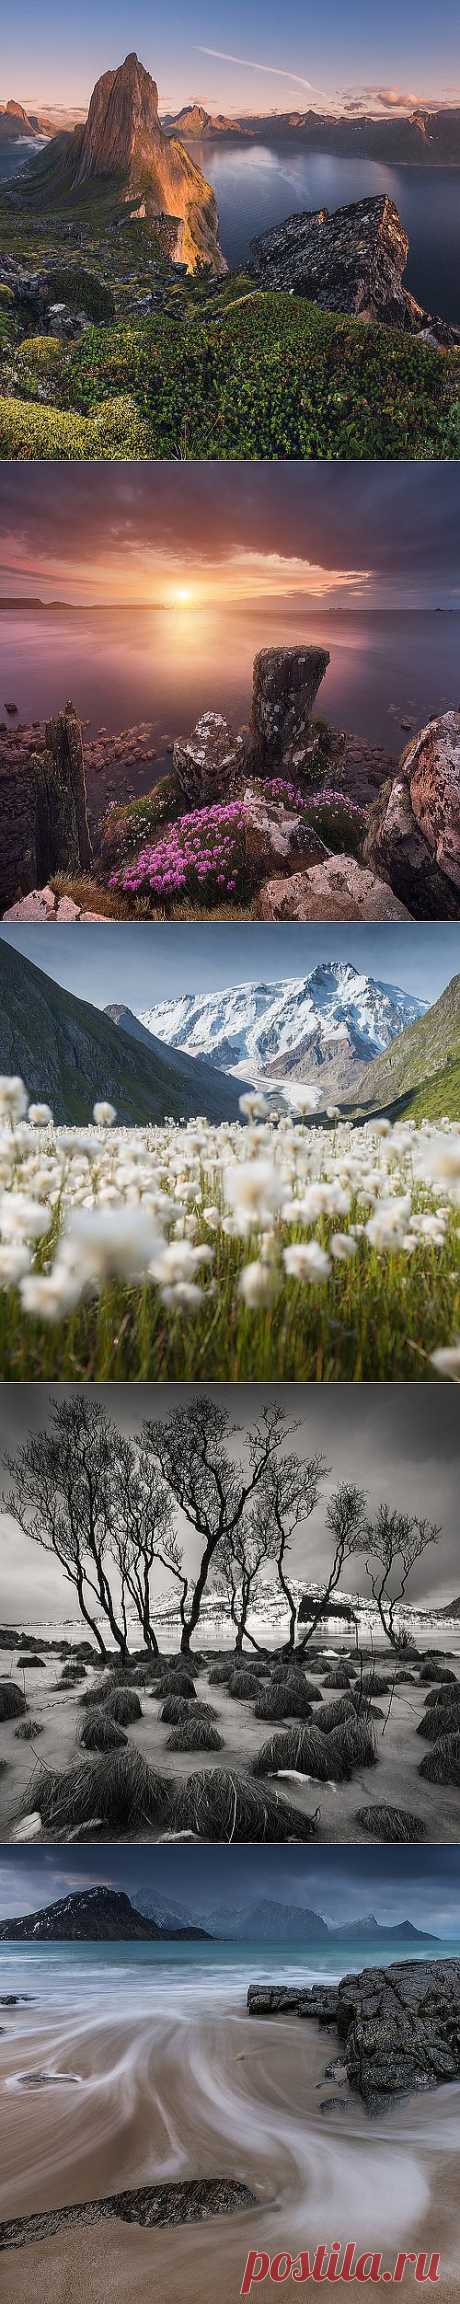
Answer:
251 646 330 779
0 2177 256 2251
248 1958 460 2115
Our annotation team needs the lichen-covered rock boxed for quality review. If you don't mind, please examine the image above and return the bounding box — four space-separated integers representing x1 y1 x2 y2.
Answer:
251 647 330 778
254 856 411 921
173 714 243 805
248 194 458 342
248 1958 460 2115
364 711 460 918
242 782 328 883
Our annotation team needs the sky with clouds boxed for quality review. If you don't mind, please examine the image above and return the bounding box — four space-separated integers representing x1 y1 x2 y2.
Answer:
0 1382 458 1626
1 466 459 610
1 921 458 1008
2 1844 460 1931
1 0 459 113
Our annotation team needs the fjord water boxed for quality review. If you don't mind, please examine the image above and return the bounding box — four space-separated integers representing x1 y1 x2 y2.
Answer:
1 1940 460 2293
1 607 459 754
191 144 460 323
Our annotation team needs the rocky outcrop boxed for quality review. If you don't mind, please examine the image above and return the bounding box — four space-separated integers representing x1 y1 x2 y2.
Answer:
248 1959 460 2114
173 713 243 805
42 53 225 276
248 195 459 343
0 2178 255 2251
255 856 412 922
3 891 109 922
364 712 460 919
0 703 91 913
251 647 330 778
242 783 328 882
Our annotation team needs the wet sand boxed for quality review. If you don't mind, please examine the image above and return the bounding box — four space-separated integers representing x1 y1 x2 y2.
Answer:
1 1645 460 1843
0 1993 459 2303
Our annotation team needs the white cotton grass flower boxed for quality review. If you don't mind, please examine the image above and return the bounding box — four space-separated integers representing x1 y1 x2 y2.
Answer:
0 1076 28 1121
330 1233 357 1262
58 1206 164 1292
430 1339 460 1380
0 1243 32 1286
224 1158 284 1228
93 1101 117 1126
283 1241 331 1282
239 1260 279 1308
282 1082 321 1114
0 1193 50 1241
28 1104 53 1128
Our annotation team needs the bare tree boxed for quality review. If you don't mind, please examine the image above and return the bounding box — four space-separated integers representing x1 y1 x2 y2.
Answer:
364 1505 442 1652
297 1484 368 1650
212 1518 273 1654
143 1397 303 1653
109 1434 175 1656
252 1449 329 1652
2 1397 129 1661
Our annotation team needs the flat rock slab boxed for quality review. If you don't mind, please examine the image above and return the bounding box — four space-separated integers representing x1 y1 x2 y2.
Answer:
255 857 411 920
0 2177 256 2251
248 1958 460 2115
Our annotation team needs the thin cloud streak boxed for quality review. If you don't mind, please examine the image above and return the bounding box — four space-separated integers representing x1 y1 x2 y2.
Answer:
195 48 323 95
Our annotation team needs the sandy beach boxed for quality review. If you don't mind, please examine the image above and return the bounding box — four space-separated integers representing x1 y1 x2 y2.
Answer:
0 1976 459 2304
2 1639 460 1844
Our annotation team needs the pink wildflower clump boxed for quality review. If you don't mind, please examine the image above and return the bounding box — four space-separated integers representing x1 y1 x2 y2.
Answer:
264 779 365 821
111 801 247 906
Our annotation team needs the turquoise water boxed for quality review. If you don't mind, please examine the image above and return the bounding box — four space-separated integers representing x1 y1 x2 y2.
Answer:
0 1935 454 2015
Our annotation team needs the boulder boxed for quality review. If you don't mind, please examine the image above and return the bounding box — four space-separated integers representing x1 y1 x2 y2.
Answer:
251 647 330 778
173 713 243 805
364 711 460 918
242 782 328 883
0 703 92 914
254 856 412 921
248 1958 460 2115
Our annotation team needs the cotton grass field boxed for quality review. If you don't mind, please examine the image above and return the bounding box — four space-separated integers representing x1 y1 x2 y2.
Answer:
0 1078 459 1381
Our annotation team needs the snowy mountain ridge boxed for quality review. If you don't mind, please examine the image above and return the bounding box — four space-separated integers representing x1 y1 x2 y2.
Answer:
138 963 426 1098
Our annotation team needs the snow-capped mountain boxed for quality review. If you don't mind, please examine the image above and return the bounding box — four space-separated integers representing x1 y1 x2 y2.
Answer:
138 964 426 1100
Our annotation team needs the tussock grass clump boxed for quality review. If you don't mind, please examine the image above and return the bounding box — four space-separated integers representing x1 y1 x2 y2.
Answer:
79 1708 127 1752
0 1681 27 1721
357 1671 391 1697
417 1701 460 1743
16 1654 45 1670
159 1670 197 1699
172 1766 318 1843
253 1724 336 1783
419 1733 460 1786
208 1662 235 1686
254 1686 296 1723
317 1695 357 1734
327 1716 377 1775
105 1687 143 1725
59 1664 87 1684
14 1718 44 1741
424 1684 460 1711
323 1664 356 1690
394 1669 417 1684
418 1662 457 1685
356 1802 427 1843
166 1719 224 1753
79 1682 108 1709
160 1695 193 1726
32 1749 173 1833
228 1672 261 1701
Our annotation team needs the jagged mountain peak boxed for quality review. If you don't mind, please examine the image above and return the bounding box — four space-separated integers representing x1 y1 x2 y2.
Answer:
139 964 426 1099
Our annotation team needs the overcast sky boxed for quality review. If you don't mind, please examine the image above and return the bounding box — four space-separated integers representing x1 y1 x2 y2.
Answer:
2 1844 460 1933
2 1 458 114
1 1382 458 1627
1 467 459 608
1 923 458 1009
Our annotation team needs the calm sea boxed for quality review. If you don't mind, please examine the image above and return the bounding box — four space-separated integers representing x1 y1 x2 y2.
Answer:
1 607 458 755
191 144 460 323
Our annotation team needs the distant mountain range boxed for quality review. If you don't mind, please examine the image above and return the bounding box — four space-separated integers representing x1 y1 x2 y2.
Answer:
140 962 426 1102
0 1885 440 1944
0 939 247 1123
0 1887 210 1941
161 102 460 167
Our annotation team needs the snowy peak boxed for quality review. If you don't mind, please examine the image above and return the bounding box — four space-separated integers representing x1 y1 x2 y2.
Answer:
139 964 426 1100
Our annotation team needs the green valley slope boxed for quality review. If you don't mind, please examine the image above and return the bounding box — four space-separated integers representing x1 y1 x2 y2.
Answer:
349 974 460 1120
0 938 247 1123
